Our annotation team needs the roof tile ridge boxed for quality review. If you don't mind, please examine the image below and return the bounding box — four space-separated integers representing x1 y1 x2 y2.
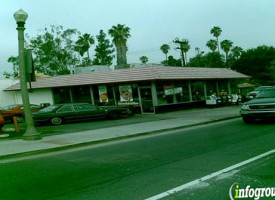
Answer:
150 66 161 79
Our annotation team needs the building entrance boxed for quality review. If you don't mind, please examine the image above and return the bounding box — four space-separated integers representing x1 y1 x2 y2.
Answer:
139 87 154 113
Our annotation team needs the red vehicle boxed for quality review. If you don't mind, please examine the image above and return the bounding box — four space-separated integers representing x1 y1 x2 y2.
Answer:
0 104 42 121
0 114 4 132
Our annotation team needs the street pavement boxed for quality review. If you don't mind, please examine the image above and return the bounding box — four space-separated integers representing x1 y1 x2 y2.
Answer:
0 105 241 159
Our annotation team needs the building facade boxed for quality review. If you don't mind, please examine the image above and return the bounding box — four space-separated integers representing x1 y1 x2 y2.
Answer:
3 66 248 113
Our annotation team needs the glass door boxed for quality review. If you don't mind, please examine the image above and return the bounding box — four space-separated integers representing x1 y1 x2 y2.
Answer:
139 87 154 113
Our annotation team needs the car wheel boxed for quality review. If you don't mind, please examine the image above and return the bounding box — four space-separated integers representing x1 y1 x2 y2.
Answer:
50 117 63 125
242 116 254 124
108 112 119 120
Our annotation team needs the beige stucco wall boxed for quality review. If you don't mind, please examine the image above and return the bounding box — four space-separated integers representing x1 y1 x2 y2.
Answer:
1 88 53 107
0 79 19 107
13 88 54 105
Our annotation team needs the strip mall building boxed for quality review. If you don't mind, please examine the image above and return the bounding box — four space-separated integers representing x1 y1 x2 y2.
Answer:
3 66 248 114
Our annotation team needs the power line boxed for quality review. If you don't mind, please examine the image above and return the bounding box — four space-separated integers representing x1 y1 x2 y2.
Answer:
128 41 174 55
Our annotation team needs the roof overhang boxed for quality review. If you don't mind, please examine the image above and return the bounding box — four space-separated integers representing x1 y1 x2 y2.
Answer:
4 66 249 91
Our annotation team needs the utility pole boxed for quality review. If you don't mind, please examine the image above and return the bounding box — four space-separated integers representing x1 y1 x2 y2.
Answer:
173 38 186 67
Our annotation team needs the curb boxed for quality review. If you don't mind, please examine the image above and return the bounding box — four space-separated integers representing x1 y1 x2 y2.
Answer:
0 116 240 161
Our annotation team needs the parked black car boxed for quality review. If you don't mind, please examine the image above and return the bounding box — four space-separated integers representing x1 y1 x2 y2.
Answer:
240 88 275 123
33 103 131 125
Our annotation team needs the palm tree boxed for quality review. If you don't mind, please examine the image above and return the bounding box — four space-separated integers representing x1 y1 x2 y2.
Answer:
210 26 222 53
108 24 131 66
195 47 200 55
220 39 234 63
206 39 218 52
231 46 243 59
182 39 190 65
75 33 95 59
140 56 148 64
160 44 170 62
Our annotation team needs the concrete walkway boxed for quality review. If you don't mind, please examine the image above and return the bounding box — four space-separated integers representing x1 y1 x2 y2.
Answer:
0 106 241 159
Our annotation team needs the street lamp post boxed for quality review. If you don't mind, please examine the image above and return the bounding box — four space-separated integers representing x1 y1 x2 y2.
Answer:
13 9 41 140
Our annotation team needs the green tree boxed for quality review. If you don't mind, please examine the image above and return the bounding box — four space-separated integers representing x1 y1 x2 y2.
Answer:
3 56 19 78
227 46 243 69
108 24 131 66
220 39 234 63
231 45 275 85
195 47 202 55
206 39 218 52
26 25 80 76
210 26 222 53
230 46 243 59
74 33 95 59
187 52 224 68
268 60 275 83
161 56 181 66
182 39 191 65
92 30 114 66
140 56 148 64
160 44 170 62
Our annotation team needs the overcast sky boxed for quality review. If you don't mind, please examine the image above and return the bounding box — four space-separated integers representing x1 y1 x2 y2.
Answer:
1 0 275 77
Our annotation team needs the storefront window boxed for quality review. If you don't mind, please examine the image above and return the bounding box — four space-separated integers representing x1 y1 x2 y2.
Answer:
53 87 71 104
92 85 100 105
156 82 171 105
206 81 217 96
218 80 229 95
71 86 91 103
114 84 139 104
140 87 154 113
156 81 191 104
106 86 115 106
191 81 205 101
96 85 116 106
174 81 189 102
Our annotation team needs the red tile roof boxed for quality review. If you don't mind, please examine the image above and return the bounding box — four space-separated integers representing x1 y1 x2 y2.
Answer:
4 66 249 91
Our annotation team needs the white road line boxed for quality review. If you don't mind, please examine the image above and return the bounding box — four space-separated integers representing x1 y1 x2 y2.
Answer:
144 149 275 200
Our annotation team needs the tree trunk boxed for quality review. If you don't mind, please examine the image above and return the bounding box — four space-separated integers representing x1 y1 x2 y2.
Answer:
115 44 121 65
217 37 220 54
121 42 127 65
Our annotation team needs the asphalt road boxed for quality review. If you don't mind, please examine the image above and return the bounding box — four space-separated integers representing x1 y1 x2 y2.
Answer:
163 154 275 200
0 119 275 200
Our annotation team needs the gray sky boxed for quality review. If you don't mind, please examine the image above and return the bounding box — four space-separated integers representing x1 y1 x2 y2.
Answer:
1 0 275 76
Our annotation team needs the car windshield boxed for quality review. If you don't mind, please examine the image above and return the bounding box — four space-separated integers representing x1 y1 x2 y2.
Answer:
0 105 18 110
38 105 59 112
255 86 273 91
256 89 275 98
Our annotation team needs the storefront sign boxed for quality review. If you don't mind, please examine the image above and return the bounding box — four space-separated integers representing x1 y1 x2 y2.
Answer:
164 88 174 95
174 87 183 94
98 85 108 103
164 86 183 95
119 85 133 101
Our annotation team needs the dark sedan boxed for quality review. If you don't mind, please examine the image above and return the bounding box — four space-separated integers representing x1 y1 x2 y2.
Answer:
33 103 131 125
240 87 275 123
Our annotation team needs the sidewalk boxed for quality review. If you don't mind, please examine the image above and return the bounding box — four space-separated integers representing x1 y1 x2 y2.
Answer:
0 106 241 159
